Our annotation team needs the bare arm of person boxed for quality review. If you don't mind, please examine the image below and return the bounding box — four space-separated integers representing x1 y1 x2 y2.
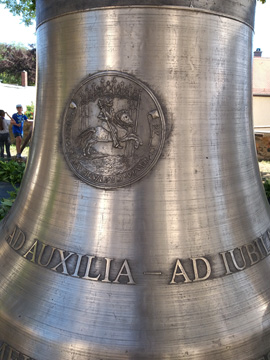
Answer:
5 113 12 121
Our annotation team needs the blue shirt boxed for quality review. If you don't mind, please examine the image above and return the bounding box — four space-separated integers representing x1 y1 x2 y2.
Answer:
12 113 28 136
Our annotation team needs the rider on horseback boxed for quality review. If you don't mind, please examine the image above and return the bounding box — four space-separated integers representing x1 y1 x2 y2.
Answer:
97 98 123 149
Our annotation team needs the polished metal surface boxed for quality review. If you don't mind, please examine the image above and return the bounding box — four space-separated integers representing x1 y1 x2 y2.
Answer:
36 0 256 29
2 0 270 359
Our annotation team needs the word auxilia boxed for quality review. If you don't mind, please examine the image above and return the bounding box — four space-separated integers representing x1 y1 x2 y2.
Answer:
6 225 270 285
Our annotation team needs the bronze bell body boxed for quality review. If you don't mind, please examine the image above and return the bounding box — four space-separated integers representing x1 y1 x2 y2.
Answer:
1 1 270 359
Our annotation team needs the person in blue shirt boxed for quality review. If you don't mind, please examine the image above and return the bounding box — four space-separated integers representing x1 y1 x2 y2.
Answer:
10 104 28 159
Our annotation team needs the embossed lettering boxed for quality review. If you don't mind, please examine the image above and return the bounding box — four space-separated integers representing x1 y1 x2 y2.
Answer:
254 237 267 259
6 346 20 360
51 250 75 275
170 259 192 284
220 247 247 275
0 342 33 360
72 253 83 278
37 243 56 267
113 260 135 285
170 258 211 284
219 251 232 275
228 247 246 270
23 240 38 263
244 242 261 266
191 257 212 282
5 224 270 285
257 236 270 256
82 256 100 281
220 235 270 276
6 226 26 251
101 257 114 283
22 355 31 360
6 231 135 285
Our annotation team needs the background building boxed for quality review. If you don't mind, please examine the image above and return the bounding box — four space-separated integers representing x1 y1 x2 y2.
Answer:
0 71 35 117
253 49 270 132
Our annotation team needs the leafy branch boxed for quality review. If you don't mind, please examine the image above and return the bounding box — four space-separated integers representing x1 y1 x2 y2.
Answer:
0 188 19 220
0 160 26 185
0 0 35 26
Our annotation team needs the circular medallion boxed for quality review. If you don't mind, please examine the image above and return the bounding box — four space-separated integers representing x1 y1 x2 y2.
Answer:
62 71 166 189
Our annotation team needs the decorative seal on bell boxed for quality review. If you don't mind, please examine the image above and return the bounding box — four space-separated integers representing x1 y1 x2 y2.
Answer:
62 71 166 189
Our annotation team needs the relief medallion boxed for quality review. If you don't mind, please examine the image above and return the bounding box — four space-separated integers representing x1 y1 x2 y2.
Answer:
62 71 165 189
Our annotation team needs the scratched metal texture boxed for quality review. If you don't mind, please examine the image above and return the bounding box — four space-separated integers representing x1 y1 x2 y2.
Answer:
36 0 256 29
2 1 270 360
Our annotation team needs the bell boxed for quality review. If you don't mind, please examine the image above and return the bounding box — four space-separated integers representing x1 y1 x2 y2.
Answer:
1 0 269 359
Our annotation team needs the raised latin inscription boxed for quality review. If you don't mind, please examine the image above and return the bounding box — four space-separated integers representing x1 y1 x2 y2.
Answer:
0 342 35 360
169 230 270 284
6 227 135 285
5 225 270 285
170 257 212 284
220 234 270 275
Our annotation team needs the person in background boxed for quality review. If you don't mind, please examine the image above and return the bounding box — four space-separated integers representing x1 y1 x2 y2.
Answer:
0 110 11 159
10 104 28 159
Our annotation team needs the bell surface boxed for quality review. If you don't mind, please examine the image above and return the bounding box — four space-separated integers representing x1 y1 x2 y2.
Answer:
1 0 270 359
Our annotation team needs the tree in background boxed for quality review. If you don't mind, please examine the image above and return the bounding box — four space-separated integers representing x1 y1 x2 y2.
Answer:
24 102 35 119
0 0 35 26
0 0 266 27
0 43 36 85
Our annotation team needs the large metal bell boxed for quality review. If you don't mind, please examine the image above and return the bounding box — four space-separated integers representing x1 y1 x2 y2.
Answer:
1 0 270 359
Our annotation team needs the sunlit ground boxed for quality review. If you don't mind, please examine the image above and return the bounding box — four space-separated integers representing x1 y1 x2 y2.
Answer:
9 144 29 159
259 161 270 181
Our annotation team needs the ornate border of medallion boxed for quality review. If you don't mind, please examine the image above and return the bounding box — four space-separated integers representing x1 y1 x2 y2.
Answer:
62 71 166 189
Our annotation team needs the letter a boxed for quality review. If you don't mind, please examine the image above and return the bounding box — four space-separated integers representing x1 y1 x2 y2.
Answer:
113 260 135 285
170 259 192 284
6 226 26 251
23 240 39 263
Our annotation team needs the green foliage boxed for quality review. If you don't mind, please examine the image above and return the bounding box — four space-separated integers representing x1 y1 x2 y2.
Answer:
0 159 26 221
0 72 19 85
0 187 19 220
263 179 270 198
0 160 26 185
0 43 36 85
0 0 35 26
24 102 34 119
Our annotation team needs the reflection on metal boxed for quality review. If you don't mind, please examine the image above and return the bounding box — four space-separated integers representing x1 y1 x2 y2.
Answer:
1 0 270 359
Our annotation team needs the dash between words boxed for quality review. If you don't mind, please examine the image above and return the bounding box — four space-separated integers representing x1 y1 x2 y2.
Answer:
5 226 270 285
